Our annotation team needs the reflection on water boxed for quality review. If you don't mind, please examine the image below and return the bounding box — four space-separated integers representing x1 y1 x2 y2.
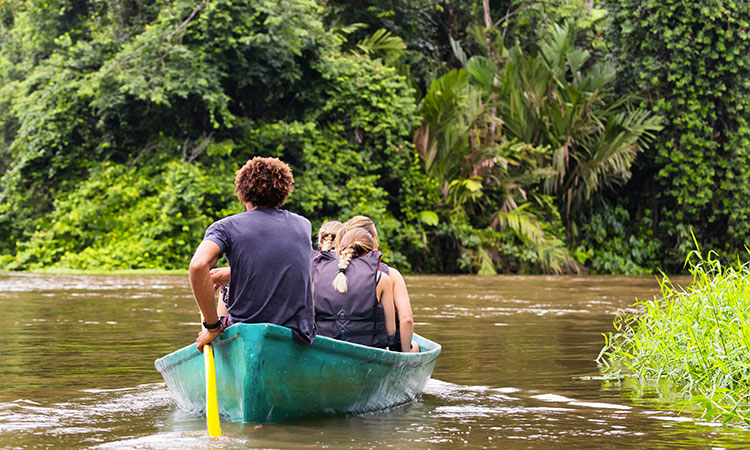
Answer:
2 273 750 449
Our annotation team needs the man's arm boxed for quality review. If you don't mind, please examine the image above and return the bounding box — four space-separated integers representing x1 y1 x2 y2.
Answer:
189 240 222 350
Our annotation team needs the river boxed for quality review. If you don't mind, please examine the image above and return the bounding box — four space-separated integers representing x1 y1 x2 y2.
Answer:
1 273 749 449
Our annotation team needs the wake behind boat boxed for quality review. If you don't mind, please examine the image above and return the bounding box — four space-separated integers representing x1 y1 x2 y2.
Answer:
155 323 441 423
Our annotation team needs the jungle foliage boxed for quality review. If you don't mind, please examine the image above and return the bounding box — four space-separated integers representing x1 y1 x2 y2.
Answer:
607 0 750 270
0 0 748 274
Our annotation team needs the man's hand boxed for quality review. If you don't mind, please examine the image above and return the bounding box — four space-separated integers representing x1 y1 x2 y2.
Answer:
209 267 231 290
196 328 222 351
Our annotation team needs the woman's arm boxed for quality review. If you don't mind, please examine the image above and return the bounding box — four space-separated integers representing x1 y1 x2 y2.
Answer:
389 268 417 352
376 272 397 338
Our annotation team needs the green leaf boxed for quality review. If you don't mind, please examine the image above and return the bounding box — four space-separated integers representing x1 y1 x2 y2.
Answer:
418 210 439 226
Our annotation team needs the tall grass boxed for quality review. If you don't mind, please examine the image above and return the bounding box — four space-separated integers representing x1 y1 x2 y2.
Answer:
598 248 750 424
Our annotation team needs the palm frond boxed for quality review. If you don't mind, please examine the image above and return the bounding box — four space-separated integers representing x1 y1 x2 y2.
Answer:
355 29 406 64
497 204 577 273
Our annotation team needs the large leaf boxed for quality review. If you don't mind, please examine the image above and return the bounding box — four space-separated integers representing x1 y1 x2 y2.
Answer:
418 210 439 226
355 28 406 64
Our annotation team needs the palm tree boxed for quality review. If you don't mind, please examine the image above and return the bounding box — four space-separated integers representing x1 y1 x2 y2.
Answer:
415 67 574 273
494 23 662 234
413 19 661 273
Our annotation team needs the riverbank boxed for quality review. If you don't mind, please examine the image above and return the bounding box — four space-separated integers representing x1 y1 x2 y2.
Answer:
1 267 187 276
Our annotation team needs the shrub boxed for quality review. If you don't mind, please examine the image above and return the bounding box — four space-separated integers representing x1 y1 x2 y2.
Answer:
599 247 750 423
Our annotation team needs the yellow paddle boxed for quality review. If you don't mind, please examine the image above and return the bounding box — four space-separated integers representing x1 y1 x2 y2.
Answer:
203 342 222 436
201 309 221 436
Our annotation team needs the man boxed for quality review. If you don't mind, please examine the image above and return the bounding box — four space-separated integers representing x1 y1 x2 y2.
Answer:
189 156 316 350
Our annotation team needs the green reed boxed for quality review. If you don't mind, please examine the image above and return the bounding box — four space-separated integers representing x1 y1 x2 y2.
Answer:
598 248 750 424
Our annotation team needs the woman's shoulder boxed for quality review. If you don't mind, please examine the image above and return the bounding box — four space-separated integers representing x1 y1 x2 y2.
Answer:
376 269 392 288
371 250 393 275
312 250 337 263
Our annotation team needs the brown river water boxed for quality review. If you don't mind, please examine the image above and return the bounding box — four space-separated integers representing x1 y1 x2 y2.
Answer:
2 272 750 449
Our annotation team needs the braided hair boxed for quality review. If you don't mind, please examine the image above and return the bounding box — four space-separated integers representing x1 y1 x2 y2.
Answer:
332 228 375 293
317 220 344 252
335 215 378 250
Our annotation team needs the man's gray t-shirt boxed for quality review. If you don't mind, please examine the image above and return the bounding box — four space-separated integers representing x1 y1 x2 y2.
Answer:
204 208 316 344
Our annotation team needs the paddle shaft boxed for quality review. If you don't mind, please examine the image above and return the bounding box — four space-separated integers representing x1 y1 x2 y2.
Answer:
201 308 221 436
203 343 222 436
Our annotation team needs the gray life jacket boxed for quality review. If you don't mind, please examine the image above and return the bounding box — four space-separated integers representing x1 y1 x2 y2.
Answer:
312 251 390 348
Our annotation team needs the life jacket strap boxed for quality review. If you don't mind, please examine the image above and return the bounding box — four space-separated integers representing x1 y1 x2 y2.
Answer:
316 307 377 322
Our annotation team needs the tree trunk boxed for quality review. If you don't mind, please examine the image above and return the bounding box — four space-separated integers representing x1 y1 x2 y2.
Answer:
482 0 498 144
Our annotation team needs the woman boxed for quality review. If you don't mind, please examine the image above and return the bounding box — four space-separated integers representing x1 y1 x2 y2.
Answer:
336 216 419 353
313 227 396 348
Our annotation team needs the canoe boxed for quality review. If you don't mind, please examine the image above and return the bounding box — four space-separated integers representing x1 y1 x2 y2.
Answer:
154 323 441 423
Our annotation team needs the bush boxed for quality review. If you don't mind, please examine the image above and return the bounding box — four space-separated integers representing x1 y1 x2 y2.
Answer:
8 159 237 270
598 248 750 424
577 203 659 274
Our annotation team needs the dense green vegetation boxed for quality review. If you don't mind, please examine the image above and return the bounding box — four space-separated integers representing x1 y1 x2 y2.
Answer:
608 0 750 270
598 247 750 423
0 0 747 273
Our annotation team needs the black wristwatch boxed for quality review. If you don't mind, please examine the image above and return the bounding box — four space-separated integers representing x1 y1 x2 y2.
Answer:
203 318 222 330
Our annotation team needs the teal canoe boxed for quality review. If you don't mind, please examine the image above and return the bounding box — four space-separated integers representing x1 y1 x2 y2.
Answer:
155 323 441 423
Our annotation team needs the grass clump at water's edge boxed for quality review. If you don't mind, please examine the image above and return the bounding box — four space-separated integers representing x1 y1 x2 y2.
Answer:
597 248 750 425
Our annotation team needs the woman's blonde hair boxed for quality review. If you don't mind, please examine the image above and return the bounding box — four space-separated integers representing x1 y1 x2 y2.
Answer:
335 215 377 250
317 221 343 252
333 228 375 294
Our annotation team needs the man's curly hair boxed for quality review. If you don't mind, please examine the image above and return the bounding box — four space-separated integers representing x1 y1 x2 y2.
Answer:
234 157 294 208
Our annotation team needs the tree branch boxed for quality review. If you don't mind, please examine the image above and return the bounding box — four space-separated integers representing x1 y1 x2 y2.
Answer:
187 131 215 164
494 7 521 29
167 1 208 44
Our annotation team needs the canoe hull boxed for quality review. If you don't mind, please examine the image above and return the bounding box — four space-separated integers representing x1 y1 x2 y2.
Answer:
155 323 441 423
